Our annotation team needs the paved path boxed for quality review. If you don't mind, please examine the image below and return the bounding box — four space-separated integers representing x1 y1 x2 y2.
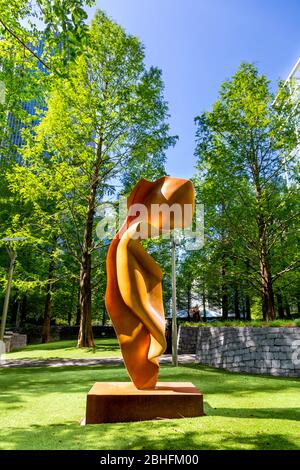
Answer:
0 354 196 369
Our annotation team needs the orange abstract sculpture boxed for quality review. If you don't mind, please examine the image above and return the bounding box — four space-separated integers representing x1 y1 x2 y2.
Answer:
105 177 195 389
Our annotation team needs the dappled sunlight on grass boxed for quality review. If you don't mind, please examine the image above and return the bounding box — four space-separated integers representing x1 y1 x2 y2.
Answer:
5 338 121 360
0 363 299 450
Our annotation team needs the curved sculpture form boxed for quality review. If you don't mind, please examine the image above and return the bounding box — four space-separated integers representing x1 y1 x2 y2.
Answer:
105 176 195 389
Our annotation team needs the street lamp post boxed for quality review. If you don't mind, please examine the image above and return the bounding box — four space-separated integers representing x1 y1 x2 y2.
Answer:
171 233 178 367
0 237 26 341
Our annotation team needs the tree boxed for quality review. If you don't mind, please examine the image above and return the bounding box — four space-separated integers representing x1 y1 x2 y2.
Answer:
0 1 97 336
8 10 176 346
0 0 94 73
194 63 299 320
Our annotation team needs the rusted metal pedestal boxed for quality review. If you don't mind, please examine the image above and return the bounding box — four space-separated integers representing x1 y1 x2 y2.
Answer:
85 382 204 424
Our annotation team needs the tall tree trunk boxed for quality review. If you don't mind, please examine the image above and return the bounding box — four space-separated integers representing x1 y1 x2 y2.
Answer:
187 285 191 320
221 265 228 320
284 297 292 319
20 295 27 326
77 135 104 347
11 295 18 325
260 254 275 321
245 294 251 321
42 248 56 344
68 278 76 326
234 287 240 320
76 286 81 325
76 305 81 325
262 299 267 321
42 290 52 344
258 213 275 320
15 299 22 329
68 308 72 326
202 289 207 322
241 299 246 320
78 222 94 347
252 153 276 321
276 293 285 319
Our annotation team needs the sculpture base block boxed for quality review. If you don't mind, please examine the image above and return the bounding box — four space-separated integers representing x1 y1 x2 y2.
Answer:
85 382 204 424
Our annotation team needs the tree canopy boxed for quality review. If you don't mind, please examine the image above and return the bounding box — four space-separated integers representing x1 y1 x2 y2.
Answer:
0 5 299 344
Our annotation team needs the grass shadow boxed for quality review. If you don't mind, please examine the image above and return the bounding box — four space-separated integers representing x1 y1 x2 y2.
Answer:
1 364 300 450
6 338 121 360
204 401 300 421
0 420 299 450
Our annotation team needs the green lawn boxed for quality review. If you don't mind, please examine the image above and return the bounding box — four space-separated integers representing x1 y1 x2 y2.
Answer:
6 338 121 360
0 363 299 450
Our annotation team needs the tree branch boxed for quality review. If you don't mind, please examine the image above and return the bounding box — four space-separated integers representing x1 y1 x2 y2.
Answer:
273 261 300 282
0 18 51 71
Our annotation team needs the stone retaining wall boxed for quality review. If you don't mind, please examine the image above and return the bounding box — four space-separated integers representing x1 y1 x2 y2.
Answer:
178 326 300 378
177 326 198 354
3 333 27 352
18 325 116 343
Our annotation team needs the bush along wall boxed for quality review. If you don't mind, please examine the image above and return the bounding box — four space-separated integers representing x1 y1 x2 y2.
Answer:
17 325 116 344
178 326 300 378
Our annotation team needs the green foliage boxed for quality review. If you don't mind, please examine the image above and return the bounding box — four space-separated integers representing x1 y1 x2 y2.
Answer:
183 319 300 328
1 5 299 332
193 63 300 320
0 0 94 72
1 9 175 329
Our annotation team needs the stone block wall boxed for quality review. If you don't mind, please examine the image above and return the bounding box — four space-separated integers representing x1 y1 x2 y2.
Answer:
177 326 198 354
3 333 27 352
18 325 116 343
178 326 300 378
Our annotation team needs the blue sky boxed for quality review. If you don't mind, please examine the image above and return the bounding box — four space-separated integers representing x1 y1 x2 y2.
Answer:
88 0 300 179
